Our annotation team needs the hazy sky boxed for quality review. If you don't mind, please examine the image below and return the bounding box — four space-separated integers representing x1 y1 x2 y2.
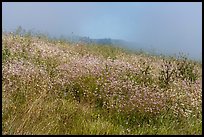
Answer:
2 2 202 60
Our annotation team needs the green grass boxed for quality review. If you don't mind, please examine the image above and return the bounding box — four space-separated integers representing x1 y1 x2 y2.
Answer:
2 30 202 135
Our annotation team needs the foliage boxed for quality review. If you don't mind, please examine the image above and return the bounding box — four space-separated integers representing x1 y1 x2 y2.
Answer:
2 31 202 135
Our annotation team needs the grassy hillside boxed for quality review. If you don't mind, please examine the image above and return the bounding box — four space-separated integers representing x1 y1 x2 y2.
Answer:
2 32 202 135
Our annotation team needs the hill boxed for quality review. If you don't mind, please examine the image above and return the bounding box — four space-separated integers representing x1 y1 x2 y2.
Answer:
2 32 202 135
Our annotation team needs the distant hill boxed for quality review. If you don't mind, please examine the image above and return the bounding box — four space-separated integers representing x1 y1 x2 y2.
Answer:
72 36 162 56
65 35 145 52
66 35 128 46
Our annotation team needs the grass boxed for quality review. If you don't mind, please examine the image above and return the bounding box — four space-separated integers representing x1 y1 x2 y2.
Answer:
2 30 202 135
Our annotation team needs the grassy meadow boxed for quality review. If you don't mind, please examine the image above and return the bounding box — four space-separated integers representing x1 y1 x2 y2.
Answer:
2 31 202 135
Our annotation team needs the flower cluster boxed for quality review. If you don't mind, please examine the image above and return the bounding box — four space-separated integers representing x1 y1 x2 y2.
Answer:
2 33 202 122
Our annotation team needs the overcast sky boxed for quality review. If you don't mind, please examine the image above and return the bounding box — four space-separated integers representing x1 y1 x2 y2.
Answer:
2 2 202 60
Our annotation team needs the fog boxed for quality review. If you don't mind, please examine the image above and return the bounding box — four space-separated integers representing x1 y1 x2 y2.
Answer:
2 2 202 60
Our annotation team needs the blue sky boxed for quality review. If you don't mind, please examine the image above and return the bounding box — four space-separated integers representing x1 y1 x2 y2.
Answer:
2 2 202 60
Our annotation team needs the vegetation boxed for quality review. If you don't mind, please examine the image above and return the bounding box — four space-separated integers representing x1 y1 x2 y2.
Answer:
2 29 202 135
